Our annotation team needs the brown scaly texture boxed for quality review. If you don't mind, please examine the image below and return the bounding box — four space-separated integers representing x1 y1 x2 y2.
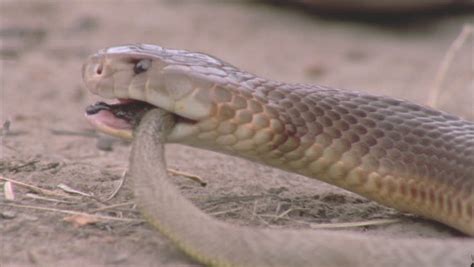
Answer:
130 109 473 267
82 44 474 266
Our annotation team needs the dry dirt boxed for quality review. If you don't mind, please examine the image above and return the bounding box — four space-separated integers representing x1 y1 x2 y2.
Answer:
0 1 473 266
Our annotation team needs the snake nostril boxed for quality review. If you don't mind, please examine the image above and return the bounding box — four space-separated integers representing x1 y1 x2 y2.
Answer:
95 63 103 75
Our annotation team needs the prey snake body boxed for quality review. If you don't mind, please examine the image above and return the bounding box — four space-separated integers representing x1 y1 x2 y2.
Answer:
82 44 474 267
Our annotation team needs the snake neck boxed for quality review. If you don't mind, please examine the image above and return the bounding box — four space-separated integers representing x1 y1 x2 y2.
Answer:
169 82 474 235
130 109 472 267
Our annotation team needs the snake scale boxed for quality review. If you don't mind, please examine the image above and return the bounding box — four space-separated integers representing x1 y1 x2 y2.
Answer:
82 44 473 267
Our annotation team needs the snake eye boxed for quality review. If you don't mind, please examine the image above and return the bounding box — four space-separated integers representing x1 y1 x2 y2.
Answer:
133 59 151 75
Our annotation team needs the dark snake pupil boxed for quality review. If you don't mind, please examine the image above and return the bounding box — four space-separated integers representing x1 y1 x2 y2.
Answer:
133 59 151 74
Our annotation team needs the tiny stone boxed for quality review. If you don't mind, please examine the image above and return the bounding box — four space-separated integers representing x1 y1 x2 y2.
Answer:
107 253 129 264
22 214 39 221
0 210 17 219
268 187 288 195
96 135 114 151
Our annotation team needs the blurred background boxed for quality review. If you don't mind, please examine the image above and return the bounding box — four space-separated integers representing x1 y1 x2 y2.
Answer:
1 1 473 266
1 0 473 122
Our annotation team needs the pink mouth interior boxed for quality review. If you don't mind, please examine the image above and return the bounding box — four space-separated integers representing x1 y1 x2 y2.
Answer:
85 99 194 137
86 109 132 130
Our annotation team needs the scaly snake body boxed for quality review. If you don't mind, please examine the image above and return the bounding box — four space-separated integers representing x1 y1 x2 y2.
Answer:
82 44 474 266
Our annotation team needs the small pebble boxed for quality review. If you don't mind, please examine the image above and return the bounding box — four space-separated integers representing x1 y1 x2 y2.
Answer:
304 64 327 78
22 214 39 221
0 210 17 219
96 135 114 151
268 187 288 195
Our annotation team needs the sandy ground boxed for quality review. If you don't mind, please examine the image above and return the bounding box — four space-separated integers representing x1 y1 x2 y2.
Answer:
0 1 473 266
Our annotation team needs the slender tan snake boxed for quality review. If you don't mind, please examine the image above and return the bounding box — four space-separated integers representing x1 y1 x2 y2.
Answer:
82 44 473 267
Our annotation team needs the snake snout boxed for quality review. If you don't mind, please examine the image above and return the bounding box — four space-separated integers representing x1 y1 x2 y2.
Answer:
82 55 107 95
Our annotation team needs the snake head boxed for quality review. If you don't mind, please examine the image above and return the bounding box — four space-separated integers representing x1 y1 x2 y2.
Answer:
82 44 227 140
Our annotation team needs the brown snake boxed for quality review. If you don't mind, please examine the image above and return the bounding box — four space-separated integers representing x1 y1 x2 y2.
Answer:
82 44 474 266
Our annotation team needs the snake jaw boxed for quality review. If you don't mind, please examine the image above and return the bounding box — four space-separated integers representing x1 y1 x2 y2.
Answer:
85 100 148 139
85 109 134 139
84 99 200 140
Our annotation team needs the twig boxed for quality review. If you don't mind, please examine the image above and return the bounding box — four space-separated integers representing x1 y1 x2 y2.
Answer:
57 183 93 197
103 170 127 201
203 194 265 208
57 183 108 205
209 207 242 216
0 176 79 199
308 218 401 229
8 160 39 172
50 128 98 138
251 200 259 220
0 131 28 137
0 203 141 222
427 24 472 108
274 202 281 216
203 204 224 213
255 214 271 226
90 201 135 212
1 143 20 152
25 193 75 204
168 168 207 187
274 207 293 221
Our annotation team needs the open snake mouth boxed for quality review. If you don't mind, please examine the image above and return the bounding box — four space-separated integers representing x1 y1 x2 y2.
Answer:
85 99 196 139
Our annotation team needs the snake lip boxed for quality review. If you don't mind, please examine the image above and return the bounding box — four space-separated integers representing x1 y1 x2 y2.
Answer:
90 100 154 123
85 98 197 139
85 101 111 115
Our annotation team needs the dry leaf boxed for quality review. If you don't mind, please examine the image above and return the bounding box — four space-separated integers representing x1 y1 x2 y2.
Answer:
64 214 101 227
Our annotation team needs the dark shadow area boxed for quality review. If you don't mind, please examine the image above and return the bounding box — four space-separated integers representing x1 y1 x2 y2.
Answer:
252 0 474 31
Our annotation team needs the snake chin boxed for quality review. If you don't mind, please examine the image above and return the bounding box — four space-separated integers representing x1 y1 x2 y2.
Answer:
85 98 197 139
